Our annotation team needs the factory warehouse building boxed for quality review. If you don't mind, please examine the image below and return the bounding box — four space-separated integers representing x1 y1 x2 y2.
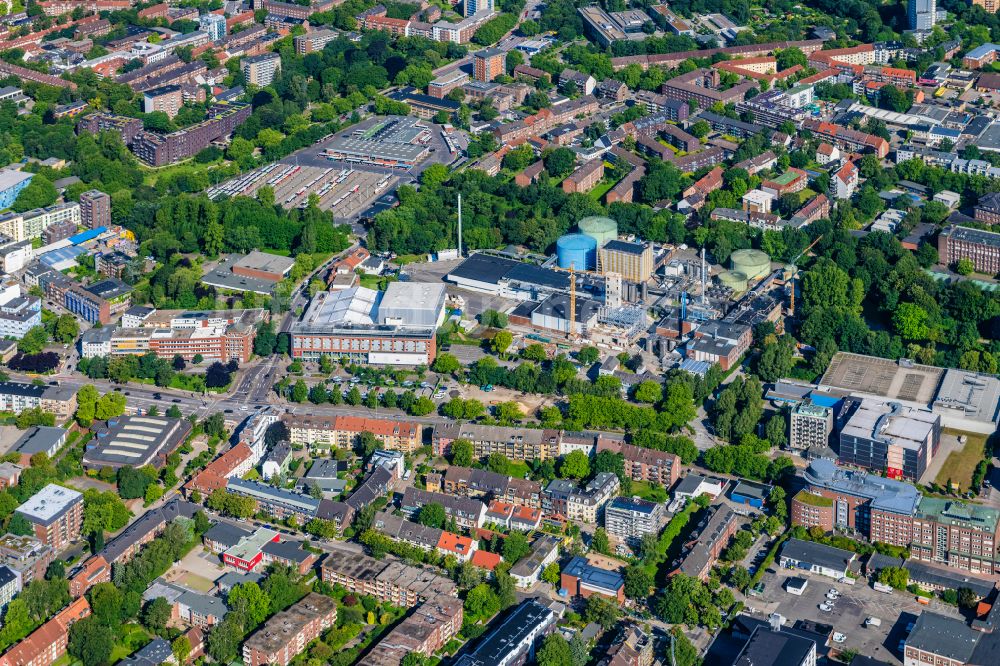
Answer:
83 416 193 471
290 283 446 365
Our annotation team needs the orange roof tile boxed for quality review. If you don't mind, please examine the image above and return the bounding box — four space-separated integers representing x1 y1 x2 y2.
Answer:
437 531 474 555
471 550 501 570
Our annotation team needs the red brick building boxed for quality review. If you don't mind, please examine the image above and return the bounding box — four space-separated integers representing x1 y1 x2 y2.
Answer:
672 505 739 581
68 555 110 598
363 14 411 36
560 556 625 603
185 442 256 496
363 596 463 663
562 160 604 194
938 225 1000 275
137 2 168 19
596 439 681 488
514 160 545 187
16 484 83 550
0 598 90 666
473 48 506 82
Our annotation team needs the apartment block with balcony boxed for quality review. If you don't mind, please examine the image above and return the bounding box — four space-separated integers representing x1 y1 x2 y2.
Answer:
282 413 422 453
432 422 560 461
605 496 663 543
242 593 337 666
789 402 833 450
319 543 456 607
544 472 620 524
15 484 83 549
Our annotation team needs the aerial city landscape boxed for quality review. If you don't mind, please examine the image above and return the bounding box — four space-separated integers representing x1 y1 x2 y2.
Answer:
0 0 994 664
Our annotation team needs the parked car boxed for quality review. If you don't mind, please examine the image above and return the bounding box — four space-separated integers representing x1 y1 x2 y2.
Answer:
819 604 833 612
833 633 846 643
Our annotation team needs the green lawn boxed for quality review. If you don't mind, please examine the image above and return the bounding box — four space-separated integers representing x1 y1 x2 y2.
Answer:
170 373 206 393
935 429 987 492
390 254 425 266
629 480 669 503
141 158 220 187
359 273 382 290
503 461 531 478
588 179 616 202
786 358 820 383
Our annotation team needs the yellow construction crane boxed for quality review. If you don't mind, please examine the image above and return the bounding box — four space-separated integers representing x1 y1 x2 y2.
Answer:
548 262 607 341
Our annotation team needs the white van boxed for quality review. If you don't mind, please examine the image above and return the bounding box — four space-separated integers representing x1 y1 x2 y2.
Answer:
865 617 882 628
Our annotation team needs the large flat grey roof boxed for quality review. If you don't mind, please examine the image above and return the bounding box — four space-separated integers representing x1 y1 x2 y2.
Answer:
447 253 520 286
202 255 279 294
235 251 295 275
16 483 81 525
379 282 446 314
933 368 1000 425
840 399 938 451
805 458 919 515
780 538 855 572
941 223 1000 248
14 426 65 456
906 612 979 662
84 416 191 469
326 135 429 161
820 352 943 404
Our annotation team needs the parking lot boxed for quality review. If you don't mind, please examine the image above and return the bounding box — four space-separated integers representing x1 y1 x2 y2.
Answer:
207 164 397 219
750 567 965 664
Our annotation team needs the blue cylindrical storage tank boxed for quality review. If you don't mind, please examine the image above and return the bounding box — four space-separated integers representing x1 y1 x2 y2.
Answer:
557 233 597 270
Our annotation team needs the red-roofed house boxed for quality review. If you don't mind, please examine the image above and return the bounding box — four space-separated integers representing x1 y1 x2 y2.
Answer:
331 247 370 276
363 15 410 36
684 166 723 198
0 597 90 666
872 66 916 87
436 531 476 562
184 627 205 663
185 442 256 497
485 501 542 531
803 119 888 158
830 161 858 200
471 549 501 572
798 68 839 86
816 142 840 165
137 2 168 18
69 555 110 598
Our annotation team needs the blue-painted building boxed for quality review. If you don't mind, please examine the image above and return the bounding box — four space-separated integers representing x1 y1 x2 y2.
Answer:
730 479 772 509
0 170 32 209
64 286 106 324
560 555 625 601
68 226 107 245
